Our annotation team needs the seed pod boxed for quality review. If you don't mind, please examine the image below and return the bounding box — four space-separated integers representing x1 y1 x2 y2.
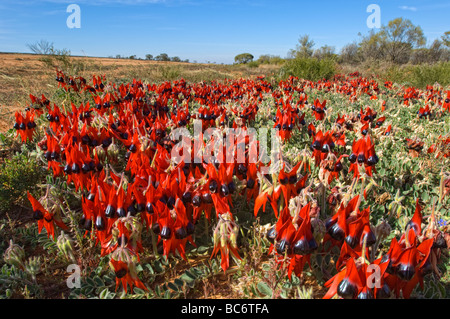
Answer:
376 220 391 239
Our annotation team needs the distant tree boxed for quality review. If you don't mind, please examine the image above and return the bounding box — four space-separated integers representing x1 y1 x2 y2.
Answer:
380 17 426 64
313 45 336 60
442 31 450 48
129 55 136 60
428 39 449 62
257 54 284 64
234 53 254 64
258 54 272 64
410 39 450 64
409 48 430 64
171 56 181 62
358 29 387 61
145 54 154 60
27 39 54 55
183 59 190 63
289 35 315 59
155 53 170 61
116 54 122 59
339 42 361 64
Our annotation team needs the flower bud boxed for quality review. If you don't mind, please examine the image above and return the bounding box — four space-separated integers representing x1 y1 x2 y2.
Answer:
3 240 25 269
94 145 106 162
107 142 120 159
229 232 237 249
213 227 220 247
220 234 227 248
25 256 41 281
57 231 76 262
311 218 326 243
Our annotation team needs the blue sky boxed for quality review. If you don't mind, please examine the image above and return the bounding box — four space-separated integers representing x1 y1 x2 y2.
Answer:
0 0 449 64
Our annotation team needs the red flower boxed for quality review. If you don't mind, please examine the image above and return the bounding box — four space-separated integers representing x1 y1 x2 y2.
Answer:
442 91 450 112
348 136 378 178
27 192 67 239
110 258 147 293
311 99 327 121
14 110 36 143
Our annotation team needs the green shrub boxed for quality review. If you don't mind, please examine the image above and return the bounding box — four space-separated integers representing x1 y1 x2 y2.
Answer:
379 62 450 88
0 153 46 213
247 61 260 68
279 57 337 81
410 62 450 88
159 66 181 81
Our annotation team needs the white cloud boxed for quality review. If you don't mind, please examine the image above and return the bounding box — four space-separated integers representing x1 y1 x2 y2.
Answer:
399 6 418 12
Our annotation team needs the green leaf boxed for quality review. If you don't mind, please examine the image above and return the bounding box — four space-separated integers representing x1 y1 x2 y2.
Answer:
424 287 433 299
145 264 154 274
438 282 446 297
197 246 209 254
133 288 146 295
250 283 258 297
174 278 184 287
262 264 271 272
257 281 272 298
154 285 161 297
164 290 171 299
85 277 95 287
161 256 169 266
99 288 109 299
93 276 104 287
153 260 164 273
81 286 94 295
167 282 179 292
103 275 114 285
291 274 300 286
